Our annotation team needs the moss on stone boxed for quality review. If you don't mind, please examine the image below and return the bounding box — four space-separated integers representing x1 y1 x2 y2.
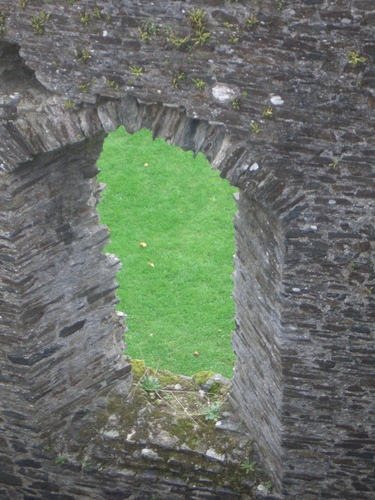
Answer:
192 370 214 386
156 371 183 387
207 381 228 395
129 358 147 380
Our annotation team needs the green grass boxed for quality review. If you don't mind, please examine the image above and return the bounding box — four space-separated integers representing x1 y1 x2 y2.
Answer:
97 127 236 377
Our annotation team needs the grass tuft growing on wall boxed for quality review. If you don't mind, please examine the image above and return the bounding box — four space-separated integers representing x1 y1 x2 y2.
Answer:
97 127 236 377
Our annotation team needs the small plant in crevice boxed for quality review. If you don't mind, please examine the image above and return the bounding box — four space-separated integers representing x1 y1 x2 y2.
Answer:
80 12 90 26
77 82 91 93
31 12 50 35
231 98 240 111
347 260 358 272
246 14 260 29
75 48 91 62
192 29 211 47
201 401 221 421
262 106 273 118
228 31 240 44
172 70 186 89
240 459 257 474
129 65 143 77
138 26 152 42
188 8 206 32
328 158 339 168
93 7 101 20
161 25 173 39
191 78 206 90
169 33 191 49
54 456 68 465
19 0 29 8
188 8 211 47
64 100 74 110
250 121 260 134
140 374 162 393
264 480 273 491
274 0 287 11
106 80 119 91
138 19 159 42
0 12 5 35
347 51 366 68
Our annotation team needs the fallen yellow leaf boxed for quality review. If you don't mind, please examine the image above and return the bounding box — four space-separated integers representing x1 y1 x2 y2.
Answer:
147 262 154 267
193 351 200 357
143 162 149 167
139 242 147 247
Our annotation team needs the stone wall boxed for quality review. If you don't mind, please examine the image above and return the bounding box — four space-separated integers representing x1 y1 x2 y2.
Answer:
0 0 374 498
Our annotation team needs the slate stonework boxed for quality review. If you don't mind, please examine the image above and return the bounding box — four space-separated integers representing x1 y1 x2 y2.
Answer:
0 0 374 498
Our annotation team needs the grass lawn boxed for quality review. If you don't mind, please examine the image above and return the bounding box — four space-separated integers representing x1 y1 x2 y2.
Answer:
97 127 236 378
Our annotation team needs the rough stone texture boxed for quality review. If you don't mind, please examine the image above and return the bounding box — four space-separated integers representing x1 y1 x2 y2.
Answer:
0 0 374 498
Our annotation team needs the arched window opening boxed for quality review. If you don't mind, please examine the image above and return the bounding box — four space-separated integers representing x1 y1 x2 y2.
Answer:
97 126 236 377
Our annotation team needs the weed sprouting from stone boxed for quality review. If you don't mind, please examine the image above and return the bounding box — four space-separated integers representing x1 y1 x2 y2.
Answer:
250 122 260 134
240 459 257 474
129 65 143 77
77 82 91 93
188 8 211 47
191 78 206 90
80 12 90 26
274 0 287 11
192 30 211 47
172 70 186 89
246 15 260 29
64 100 74 110
169 33 191 49
329 158 339 168
228 32 240 44
93 7 101 20
31 12 50 35
75 48 91 62
347 51 366 68
231 99 240 111
106 80 119 91
202 401 221 421
0 12 5 35
188 8 206 32
140 375 162 393
138 19 160 42
262 106 273 118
